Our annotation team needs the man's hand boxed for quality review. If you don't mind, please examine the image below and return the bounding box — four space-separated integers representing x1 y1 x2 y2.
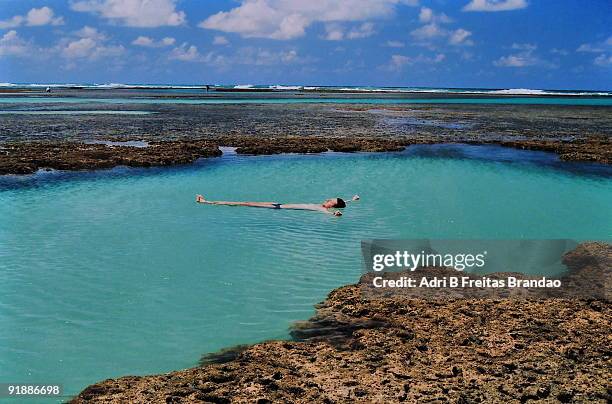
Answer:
333 211 342 216
352 194 360 201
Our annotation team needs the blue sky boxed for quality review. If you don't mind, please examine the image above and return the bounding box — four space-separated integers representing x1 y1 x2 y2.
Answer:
0 0 610 89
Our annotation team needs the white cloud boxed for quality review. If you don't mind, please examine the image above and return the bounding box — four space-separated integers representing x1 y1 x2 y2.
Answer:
582 37 611 67
60 26 125 60
233 47 306 65
494 47 538 67
76 26 106 41
550 48 568 56
410 23 445 40
418 7 451 24
71 0 185 27
168 45 309 68
0 26 126 66
324 24 345 41
213 35 230 46
161 37 176 46
325 22 375 40
384 40 405 48
0 30 30 57
384 52 445 71
0 7 64 29
410 7 456 46
280 49 298 63
132 36 175 47
419 7 433 23
576 36 612 67
511 43 536 51
387 54 411 70
347 22 375 39
199 0 417 40
26 7 65 26
62 38 96 58
577 44 603 53
0 17 23 30
132 36 154 46
494 43 557 68
493 54 534 67
169 43 201 61
594 54 612 67
463 0 527 12
449 28 473 46
431 53 445 63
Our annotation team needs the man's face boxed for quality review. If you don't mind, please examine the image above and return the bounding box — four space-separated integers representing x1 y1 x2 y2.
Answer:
322 199 336 208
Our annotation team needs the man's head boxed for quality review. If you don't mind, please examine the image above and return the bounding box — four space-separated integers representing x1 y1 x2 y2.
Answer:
322 197 346 209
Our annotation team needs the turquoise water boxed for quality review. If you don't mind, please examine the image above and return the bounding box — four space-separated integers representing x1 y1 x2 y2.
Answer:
0 145 611 400
1 96 612 106
0 110 153 115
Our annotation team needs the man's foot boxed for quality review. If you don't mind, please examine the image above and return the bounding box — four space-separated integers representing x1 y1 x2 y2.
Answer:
196 195 206 203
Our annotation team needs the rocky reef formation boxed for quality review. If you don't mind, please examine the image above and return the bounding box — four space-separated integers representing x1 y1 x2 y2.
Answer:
217 135 407 154
495 136 611 165
72 243 611 403
0 140 221 175
0 136 406 175
1 134 610 175
2 102 612 174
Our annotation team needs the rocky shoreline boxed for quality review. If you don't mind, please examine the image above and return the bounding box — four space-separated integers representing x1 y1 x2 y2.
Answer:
1 134 610 175
71 243 611 403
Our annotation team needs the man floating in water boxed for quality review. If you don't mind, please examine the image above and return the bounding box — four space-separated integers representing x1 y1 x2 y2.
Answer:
196 194 359 216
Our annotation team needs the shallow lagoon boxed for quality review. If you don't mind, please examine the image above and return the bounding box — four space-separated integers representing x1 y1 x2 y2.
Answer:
0 145 610 399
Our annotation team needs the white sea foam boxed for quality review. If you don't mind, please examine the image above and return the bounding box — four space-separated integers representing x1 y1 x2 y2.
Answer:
233 84 254 89
490 88 550 95
486 88 610 96
91 83 206 89
334 87 459 93
268 85 303 90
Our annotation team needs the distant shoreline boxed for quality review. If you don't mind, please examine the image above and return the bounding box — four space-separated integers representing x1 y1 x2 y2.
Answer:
1 84 610 97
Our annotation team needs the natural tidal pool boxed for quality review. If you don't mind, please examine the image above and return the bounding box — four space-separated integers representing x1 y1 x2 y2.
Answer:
0 145 611 400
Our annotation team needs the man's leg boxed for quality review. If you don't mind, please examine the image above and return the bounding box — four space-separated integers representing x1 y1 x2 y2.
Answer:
196 195 278 208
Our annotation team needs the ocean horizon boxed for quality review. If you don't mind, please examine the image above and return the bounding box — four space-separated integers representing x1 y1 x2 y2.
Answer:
1 82 611 96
